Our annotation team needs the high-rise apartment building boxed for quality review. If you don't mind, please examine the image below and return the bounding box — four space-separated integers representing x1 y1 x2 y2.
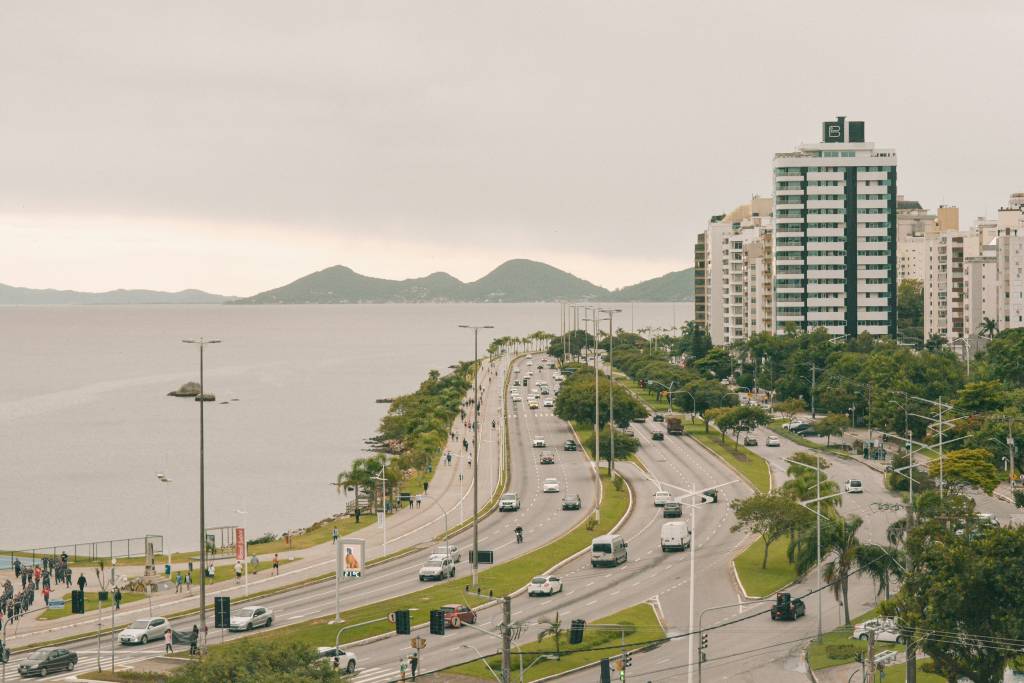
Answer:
772 117 897 337
923 232 965 341
699 197 774 345
996 194 1024 329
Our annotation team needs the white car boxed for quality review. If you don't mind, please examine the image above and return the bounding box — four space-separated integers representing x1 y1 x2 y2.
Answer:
653 490 672 507
766 435 780 447
419 557 455 581
229 605 274 631
119 617 170 645
512 395 522 402
543 399 554 407
434 544 460 562
317 646 358 674
526 360 533 366
532 437 546 448
543 478 560 493
852 618 904 644
499 493 521 511
783 420 805 431
844 479 864 494
527 575 563 596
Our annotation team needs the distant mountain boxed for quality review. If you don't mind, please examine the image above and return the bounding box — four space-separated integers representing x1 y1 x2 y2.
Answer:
607 269 693 302
0 283 234 305
234 260 693 304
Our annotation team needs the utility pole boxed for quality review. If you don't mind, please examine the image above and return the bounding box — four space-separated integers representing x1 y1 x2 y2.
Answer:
600 309 622 478
865 628 876 682
459 324 493 588
809 364 819 419
501 596 512 683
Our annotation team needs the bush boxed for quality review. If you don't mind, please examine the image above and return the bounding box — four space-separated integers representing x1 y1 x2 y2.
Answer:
825 644 859 661
921 661 937 674
1014 490 1024 509
612 475 625 492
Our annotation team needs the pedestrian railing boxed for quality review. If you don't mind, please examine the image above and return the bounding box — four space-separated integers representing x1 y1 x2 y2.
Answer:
3 535 164 569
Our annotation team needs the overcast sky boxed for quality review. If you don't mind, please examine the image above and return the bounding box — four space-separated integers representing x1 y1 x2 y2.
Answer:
2 1 1022 296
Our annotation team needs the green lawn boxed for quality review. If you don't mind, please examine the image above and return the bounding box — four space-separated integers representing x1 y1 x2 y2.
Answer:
620 378 675 413
204 471 628 652
682 423 772 493
38 591 146 620
447 602 664 681
732 539 798 598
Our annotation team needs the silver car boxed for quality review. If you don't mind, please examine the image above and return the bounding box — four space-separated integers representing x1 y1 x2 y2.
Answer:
119 617 170 645
229 605 274 631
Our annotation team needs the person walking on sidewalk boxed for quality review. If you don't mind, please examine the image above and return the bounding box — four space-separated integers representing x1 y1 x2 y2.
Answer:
41 585 50 607
164 628 173 654
410 651 419 680
175 571 183 593
185 572 192 592
234 560 242 584
114 586 122 610
189 625 199 656
272 554 279 576
250 554 259 575
76 573 87 593
332 527 339 545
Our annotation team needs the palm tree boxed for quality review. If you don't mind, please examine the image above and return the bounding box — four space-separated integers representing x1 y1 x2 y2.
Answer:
790 515 863 625
855 544 904 602
336 457 375 513
886 519 908 547
979 317 998 339
536 611 563 658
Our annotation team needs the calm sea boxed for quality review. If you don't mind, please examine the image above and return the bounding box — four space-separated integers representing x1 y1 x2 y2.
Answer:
0 302 693 552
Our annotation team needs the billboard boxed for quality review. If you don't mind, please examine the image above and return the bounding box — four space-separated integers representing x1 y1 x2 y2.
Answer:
340 538 365 578
235 528 246 561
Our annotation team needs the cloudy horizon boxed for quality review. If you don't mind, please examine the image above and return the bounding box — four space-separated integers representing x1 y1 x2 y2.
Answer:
3 1 1022 297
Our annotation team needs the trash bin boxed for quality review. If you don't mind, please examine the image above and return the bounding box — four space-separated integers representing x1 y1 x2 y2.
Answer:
165 563 171 576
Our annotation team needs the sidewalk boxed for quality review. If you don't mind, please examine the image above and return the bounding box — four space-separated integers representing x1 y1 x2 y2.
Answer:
3 354 510 647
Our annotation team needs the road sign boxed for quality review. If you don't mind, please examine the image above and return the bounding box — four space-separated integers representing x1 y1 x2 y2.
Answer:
411 637 426 649
469 549 494 564
388 612 396 624
236 528 246 560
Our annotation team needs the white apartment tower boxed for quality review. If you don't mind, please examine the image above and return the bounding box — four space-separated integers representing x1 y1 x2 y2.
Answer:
996 194 1024 329
772 117 897 337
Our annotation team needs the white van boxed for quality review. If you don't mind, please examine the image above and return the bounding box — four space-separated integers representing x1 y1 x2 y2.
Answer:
590 534 628 567
660 522 691 552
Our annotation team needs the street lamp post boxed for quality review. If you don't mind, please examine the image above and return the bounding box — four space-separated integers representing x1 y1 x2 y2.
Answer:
182 337 220 654
459 324 493 588
599 309 622 478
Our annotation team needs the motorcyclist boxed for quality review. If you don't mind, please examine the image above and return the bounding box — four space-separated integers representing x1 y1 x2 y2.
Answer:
514 526 523 544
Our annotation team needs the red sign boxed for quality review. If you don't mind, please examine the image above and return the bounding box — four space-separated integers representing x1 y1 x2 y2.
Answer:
235 528 246 560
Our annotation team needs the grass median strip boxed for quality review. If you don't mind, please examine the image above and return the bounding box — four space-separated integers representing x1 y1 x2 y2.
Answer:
682 423 771 493
732 539 798 598
446 602 664 681
36 591 146 620
767 421 852 460
208 471 627 651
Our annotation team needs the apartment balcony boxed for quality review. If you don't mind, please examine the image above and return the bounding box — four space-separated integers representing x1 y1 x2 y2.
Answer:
859 281 889 293
858 310 890 321
858 171 890 182
858 255 890 266
807 199 845 210
857 213 890 224
859 199 889 210
807 172 845 182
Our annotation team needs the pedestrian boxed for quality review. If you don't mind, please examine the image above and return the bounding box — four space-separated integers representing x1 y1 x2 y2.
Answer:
175 571 183 593
410 651 419 680
76 573 86 593
164 628 173 654
185 572 192 592
415 494 421 509
33 565 41 590
189 625 199 656
234 560 242 584
399 657 408 682
188 560 194 575
42 585 50 606
272 554 279 576
114 587 122 610
13 559 20 580
332 527 339 545
250 554 259 575
19 573 26 590
355 507 361 524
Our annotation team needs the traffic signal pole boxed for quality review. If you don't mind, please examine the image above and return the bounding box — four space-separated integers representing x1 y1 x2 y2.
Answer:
501 596 512 683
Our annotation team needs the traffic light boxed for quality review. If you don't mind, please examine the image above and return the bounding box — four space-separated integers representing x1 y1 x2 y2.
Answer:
429 609 446 635
71 590 85 614
214 596 231 628
623 653 632 668
701 633 708 650
569 619 586 645
395 609 411 635
599 658 611 683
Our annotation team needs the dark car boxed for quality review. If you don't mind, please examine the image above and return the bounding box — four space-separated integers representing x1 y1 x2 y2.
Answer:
652 414 665 422
440 604 477 628
702 489 718 504
540 451 555 465
770 592 805 621
563 440 577 451
652 431 665 441
662 501 683 518
561 493 582 510
19 648 78 677
631 416 647 423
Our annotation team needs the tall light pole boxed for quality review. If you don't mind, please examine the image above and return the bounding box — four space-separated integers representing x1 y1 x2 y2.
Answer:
459 324 493 588
582 312 601 472
599 309 621 477
182 337 220 654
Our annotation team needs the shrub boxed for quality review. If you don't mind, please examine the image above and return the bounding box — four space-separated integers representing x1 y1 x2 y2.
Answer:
825 644 859 660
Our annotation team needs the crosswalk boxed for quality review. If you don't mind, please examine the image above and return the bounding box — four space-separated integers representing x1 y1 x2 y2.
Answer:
353 666 399 683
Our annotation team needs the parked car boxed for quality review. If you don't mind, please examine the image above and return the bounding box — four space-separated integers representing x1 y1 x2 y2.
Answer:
532 437 546 448
527 575 564 596
229 605 274 631
543 478 560 493
434 544 460 562
561 493 582 510
564 440 578 451
652 414 665 422
18 648 78 677
770 592 805 621
653 490 672 507
652 431 665 441
540 451 555 464
766 435 780 447
623 427 635 436
440 604 476 628
499 493 521 511
662 501 682 518
783 420 805 431
590 534 628 567
119 617 170 645
844 479 863 494
419 557 455 581
660 521 691 552
316 647 358 674
743 435 758 446
852 618 904 644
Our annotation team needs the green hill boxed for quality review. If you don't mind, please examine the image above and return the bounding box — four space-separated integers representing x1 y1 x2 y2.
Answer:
607 269 693 302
